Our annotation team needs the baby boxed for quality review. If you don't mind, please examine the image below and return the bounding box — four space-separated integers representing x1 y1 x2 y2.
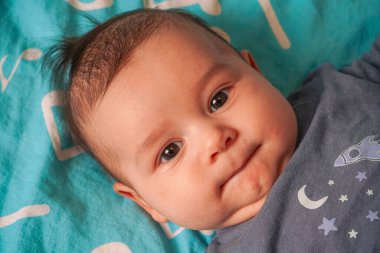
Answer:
45 8 380 252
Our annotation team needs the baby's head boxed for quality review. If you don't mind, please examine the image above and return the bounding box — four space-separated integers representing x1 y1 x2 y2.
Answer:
46 8 297 230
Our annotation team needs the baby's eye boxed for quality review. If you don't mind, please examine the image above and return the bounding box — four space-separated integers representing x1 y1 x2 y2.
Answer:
159 141 183 164
210 87 230 113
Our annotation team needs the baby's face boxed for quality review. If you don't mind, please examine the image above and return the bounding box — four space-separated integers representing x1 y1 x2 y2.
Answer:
91 24 297 230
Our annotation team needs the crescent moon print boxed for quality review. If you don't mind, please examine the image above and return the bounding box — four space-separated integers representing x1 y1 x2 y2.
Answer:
298 185 328 210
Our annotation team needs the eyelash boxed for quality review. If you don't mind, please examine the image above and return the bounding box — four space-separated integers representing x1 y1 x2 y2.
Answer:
157 86 232 166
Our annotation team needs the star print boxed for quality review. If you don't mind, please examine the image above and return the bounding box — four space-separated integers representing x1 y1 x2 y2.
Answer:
366 210 379 222
356 172 367 181
366 189 373 196
339 195 348 202
318 217 338 236
348 229 358 238
328 180 334 186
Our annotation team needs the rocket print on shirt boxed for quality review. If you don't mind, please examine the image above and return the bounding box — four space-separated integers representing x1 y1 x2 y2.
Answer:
297 135 380 239
334 135 380 167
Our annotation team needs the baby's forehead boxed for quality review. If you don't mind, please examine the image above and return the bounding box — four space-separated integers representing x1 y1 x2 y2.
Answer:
133 21 235 64
115 29 235 92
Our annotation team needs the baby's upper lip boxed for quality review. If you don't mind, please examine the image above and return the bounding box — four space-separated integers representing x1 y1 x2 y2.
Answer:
221 144 260 188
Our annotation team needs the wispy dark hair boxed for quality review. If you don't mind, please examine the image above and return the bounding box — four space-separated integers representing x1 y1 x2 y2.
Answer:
42 8 235 181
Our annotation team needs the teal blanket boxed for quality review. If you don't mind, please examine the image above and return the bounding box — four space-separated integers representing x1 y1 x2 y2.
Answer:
1 1 380 252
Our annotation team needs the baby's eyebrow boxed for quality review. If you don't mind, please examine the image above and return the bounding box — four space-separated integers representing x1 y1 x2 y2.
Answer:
195 63 230 89
140 124 166 151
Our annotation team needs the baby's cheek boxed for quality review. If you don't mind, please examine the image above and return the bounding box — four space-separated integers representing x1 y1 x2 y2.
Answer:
170 184 217 210
162 198 214 229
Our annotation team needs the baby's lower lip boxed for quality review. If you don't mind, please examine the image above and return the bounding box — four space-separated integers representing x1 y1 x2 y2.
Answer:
221 145 261 189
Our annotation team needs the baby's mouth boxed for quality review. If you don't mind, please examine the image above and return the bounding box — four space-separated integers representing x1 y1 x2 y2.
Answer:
220 144 261 189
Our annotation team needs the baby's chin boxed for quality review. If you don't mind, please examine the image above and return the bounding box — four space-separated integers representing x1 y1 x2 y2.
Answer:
217 191 270 229
185 192 270 231
215 168 283 229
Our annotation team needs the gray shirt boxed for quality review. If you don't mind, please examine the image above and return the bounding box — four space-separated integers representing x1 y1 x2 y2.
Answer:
206 35 380 253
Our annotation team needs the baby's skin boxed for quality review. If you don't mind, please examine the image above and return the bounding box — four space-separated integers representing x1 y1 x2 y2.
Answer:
90 21 298 230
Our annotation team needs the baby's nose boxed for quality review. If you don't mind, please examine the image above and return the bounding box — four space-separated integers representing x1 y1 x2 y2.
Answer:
205 126 237 164
210 135 234 162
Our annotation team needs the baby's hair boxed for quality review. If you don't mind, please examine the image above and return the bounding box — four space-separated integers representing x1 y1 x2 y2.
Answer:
43 8 237 182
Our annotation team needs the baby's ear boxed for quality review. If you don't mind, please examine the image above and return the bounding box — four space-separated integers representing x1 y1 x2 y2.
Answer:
240 49 261 72
113 182 168 223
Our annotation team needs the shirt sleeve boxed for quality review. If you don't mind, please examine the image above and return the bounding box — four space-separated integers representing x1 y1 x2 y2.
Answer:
341 34 380 85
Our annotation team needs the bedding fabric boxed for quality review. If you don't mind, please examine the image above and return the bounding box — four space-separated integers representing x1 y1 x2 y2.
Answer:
1 0 380 252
